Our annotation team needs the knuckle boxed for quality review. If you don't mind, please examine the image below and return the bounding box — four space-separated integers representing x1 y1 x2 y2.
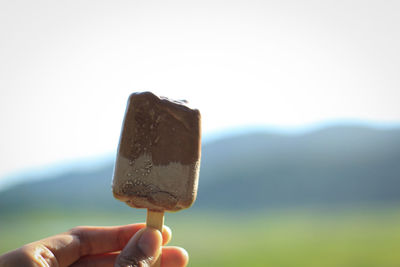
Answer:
68 226 93 256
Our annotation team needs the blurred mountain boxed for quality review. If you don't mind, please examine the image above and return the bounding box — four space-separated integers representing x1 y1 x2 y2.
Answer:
198 126 400 210
1 125 400 213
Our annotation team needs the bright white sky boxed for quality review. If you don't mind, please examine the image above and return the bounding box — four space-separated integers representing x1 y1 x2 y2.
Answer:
1 0 400 187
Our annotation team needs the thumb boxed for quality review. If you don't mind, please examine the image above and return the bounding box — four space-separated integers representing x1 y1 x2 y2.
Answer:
115 227 162 267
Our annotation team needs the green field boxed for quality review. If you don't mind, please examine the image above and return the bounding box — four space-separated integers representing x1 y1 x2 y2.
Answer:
1 207 400 267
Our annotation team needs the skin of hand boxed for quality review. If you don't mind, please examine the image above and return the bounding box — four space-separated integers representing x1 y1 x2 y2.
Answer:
0 223 188 267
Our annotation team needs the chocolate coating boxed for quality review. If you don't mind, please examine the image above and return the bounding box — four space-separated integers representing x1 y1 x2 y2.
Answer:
119 92 201 166
112 92 201 212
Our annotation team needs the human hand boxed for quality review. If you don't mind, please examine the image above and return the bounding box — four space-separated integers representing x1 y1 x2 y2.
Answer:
0 223 188 267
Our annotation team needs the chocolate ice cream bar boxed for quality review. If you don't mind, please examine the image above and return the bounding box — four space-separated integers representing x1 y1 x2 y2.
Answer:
112 92 201 212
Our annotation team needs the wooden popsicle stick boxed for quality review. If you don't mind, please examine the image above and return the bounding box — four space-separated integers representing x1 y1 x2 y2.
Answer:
146 209 165 267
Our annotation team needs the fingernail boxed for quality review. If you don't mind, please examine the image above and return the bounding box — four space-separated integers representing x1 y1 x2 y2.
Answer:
138 228 162 257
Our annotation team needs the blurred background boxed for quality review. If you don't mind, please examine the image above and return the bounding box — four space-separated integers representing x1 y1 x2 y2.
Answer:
1 0 400 266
